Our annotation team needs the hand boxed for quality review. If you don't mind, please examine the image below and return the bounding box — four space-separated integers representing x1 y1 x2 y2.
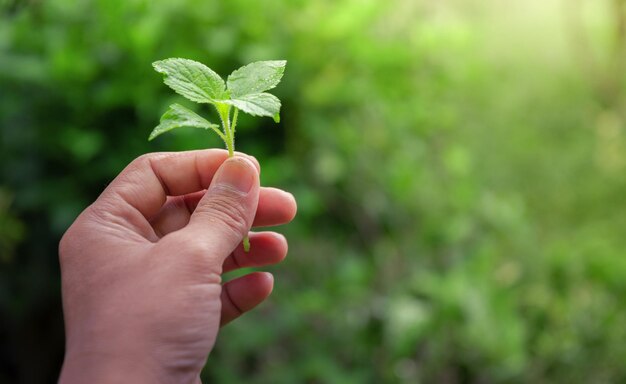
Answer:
58 150 297 384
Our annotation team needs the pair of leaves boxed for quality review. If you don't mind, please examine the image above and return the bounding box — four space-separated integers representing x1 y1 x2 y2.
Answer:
150 58 286 140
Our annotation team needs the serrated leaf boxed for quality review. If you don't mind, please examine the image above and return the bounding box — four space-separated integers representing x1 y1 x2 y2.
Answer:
222 93 281 119
227 60 286 98
149 103 221 141
153 58 225 103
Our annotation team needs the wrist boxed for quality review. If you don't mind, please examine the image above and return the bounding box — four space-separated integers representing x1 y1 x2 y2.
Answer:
59 350 163 384
60 345 202 384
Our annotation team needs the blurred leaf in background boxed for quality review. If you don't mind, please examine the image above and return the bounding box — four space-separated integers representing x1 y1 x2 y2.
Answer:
0 189 24 262
2 0 626 383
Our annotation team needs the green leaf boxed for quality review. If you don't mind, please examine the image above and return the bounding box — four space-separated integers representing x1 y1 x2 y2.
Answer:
153 58 225 103
222 93 281 119
227 60 286 97
149 103 222 141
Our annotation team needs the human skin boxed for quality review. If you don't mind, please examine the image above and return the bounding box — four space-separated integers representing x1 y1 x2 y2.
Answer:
58 150 297 384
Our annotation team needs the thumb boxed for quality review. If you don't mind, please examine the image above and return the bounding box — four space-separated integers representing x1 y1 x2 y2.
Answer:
185 156 260 260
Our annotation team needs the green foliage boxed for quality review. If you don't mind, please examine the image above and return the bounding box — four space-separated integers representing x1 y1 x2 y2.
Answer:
150 103 221 142
150 58 285 145
2 0 626 383
226 60 285 121
227 60 286 97
153 58 226 103
151 58 285 252
223 92 281 122
0 189 25 262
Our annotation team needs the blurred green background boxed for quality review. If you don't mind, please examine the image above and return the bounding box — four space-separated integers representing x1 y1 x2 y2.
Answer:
2 0 626 382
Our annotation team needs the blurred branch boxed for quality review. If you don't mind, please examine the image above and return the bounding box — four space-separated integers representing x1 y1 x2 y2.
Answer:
565 0 626 113
564 0 600 86
612 0 626 113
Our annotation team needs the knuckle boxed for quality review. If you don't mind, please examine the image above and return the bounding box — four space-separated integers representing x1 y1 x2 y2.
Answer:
85 200 119 226
130 152 169 172
58 211 92 266
86 201 112 220
58 227 75 264
134 151 164 163
58 218 90 266
130 153 153 169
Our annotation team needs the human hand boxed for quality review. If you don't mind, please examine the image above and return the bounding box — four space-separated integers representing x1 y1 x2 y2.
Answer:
58 150 297 384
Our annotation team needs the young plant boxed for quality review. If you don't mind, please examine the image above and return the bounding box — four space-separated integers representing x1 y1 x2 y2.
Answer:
150 58 287 251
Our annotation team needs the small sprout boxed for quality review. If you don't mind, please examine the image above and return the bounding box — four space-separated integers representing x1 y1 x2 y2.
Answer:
151 58 287 251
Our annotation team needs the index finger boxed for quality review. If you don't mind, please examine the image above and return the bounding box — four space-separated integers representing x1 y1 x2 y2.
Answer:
99 149 260 221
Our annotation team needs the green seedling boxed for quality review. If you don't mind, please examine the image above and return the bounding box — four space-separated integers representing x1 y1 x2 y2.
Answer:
150 58 287 252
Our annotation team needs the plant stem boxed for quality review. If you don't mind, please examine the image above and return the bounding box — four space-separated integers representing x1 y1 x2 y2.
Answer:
225 108 234 157
231 107 239 137
226 107 238 157
215 103 234 156
219 106 249 251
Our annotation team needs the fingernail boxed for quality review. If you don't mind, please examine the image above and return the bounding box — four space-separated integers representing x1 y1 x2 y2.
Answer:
234 153 261 173
211 157 257 193
262 272 274 284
